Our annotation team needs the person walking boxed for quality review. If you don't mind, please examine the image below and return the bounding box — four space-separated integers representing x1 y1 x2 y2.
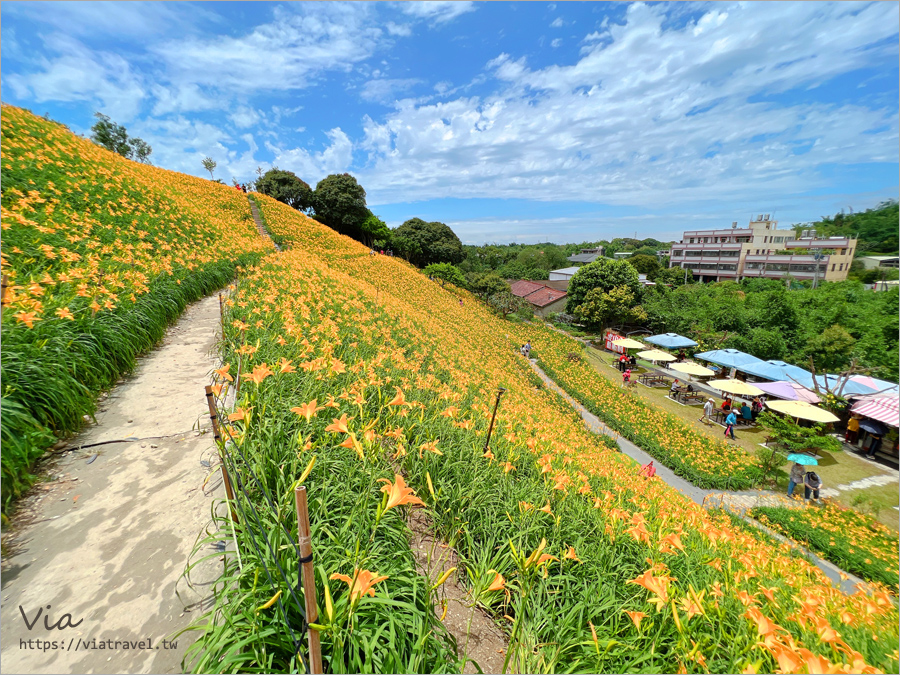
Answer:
804 471 822 502
845 416 860 444
524 341 531 358
865 433 882 460
699 398 714 425
724 409 737 440
622 368 632 388
787 462 804 498
751 396 763 421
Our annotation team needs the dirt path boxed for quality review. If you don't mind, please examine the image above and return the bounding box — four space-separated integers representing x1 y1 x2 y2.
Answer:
1 295 226 674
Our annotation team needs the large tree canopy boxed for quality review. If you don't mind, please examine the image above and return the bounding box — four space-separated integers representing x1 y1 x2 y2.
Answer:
392 217 464 267
256 169 314 212
566 258 642 313
313 173 368 238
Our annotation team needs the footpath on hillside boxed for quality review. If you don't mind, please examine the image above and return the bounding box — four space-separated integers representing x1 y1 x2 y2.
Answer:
0 296 227 675
525 357 868 596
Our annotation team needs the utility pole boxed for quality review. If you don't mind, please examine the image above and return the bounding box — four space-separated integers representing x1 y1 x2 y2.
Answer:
812 250 823 289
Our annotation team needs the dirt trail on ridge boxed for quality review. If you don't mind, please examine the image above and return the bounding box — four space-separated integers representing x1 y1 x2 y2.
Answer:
1 295 226 674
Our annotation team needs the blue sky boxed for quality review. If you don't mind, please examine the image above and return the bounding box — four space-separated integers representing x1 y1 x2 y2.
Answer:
2 1 898 244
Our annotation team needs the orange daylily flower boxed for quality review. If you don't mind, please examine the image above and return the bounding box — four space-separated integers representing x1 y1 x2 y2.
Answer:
485 571 506 592
14 311 41 328
214 364 234 382
228 407 249 422
418 440 442 456
501 461 515 473
278 358 296 373
563 546 581 563
625 610 647 629
55 307 75 320
387 388 406 406
242 363 274 385
291 399 322 422
339 433 365 460
378 474 425 512
329 569 389 604
325 414 351 434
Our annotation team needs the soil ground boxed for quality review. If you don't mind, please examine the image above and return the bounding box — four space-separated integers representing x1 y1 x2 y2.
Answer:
0 295 226 674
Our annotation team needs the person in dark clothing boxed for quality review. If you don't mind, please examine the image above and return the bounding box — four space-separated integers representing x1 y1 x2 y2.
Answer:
804 471 822 501
866 434 882 460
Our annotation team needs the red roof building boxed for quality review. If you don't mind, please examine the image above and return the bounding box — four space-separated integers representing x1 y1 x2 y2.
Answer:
508 280 568 316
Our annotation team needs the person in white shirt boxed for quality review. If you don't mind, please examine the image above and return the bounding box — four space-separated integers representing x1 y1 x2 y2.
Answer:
699 398 714 425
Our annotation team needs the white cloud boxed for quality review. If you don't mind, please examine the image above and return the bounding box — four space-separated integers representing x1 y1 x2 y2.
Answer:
358 2 899 207
551 38 562 49
266 128 354 185
229 106 264 129
385 21 412 37
360 78 422 104
398 1 476 24
550 17 564 28
4 33 146 120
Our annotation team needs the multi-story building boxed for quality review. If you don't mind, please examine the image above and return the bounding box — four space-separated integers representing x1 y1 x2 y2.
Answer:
668 215 857 284
566 246 604 265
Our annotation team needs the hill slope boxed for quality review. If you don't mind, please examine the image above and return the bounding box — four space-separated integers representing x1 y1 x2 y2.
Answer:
0 106 270 510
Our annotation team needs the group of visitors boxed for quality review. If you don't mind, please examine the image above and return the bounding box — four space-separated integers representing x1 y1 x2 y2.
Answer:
520 342 532 358
234 183 248 193
616 353 637 371
788 463 824 501
369 249 395 257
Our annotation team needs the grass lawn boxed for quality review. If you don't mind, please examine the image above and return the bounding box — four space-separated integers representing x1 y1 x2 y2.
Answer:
582 345 899 531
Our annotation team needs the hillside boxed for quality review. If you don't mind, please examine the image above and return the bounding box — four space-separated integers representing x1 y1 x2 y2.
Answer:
2 108 896 674
183 192 897 673
0 105 271 510
797 201 899 254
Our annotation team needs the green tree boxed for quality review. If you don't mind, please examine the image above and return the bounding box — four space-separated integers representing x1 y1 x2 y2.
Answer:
256 168 314 212
128 137 152 164
313 173 368 239
466 271 508 300
90 113 151 162
360 211 391 249
626 254 662 277
573 285 648 329
654 266 695 286
803 324 857 372
392 217 464 268
202 157 217 180
724 327 786 361
566 258 641 313
423 263 467 287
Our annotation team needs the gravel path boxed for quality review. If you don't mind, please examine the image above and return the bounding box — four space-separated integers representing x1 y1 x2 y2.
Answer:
0 295 227 674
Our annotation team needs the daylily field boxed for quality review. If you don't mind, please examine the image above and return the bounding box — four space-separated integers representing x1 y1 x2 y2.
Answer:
3 107 899 674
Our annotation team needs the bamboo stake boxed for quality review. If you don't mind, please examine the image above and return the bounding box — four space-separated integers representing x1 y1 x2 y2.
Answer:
219 293 225 342
205 385 238 522
295 486 323 674
0 274 8 320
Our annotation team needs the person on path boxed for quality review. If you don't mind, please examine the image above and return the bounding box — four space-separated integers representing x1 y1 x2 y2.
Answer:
865 433 882 459
787 462 805 497
845 416 860 444
639 461 656 478
622 368 632 388
724 410 737 440
524 341 531 358
699 398 714 425
751 397 763 421
804 471 822 501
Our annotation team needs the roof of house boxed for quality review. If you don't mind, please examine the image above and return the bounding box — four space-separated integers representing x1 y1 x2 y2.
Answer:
524 287 567 308
510 280 547 297
567 253 602 263
549 266 582 277
541 279 569 291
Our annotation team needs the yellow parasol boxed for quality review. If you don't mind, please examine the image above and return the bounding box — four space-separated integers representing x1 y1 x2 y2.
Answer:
708 379 765 397
670 362 716 377
611 337 647 350
765 400 840 423
636 349 677 362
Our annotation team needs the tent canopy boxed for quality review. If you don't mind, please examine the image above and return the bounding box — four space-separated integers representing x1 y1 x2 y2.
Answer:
851 394 899 428
708 379 766 397
694 349 765 370
737 360 811 382
790 373 878 397
670 362 716 377
765 400 840 423
637 349 677 362
645 333 698 349
754 381 821 403
849 375 900 395
611 337 647 349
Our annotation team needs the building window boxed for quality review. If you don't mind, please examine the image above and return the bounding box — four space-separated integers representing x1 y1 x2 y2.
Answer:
831 264 835 271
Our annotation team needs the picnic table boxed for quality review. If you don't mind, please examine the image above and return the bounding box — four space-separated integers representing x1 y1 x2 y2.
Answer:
671 389 704 405
639 373 671 388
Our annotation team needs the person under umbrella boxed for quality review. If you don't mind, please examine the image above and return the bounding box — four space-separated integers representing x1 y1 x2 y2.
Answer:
788 463 804 497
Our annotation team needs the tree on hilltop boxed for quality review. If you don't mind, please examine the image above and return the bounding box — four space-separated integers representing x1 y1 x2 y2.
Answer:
202 157 217 180
90 113 152 163
392 217 464 268
313 173 368 239
256 168 314 212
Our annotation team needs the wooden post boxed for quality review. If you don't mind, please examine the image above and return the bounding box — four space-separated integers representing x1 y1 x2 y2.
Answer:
482 387 507 453
295 486 323 674
205 385 238 522
0 274 8 320
218 293 225 342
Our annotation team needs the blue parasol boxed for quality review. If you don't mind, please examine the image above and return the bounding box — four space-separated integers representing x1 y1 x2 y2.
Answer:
786 453 819 466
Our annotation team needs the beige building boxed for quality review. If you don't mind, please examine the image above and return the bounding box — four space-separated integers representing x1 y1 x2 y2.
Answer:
668 215 857 284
